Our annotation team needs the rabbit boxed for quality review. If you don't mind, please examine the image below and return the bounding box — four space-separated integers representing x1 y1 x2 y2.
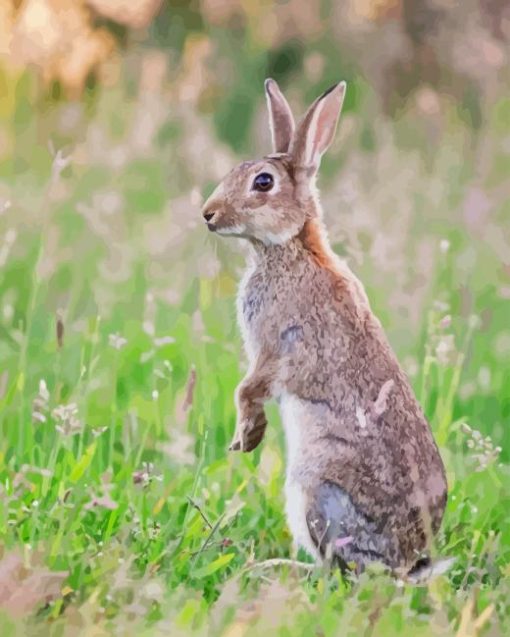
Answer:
201 78 448 578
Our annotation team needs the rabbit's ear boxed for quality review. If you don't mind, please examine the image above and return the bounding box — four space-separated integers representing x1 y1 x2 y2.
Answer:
291 82 346 173
265 78 295 153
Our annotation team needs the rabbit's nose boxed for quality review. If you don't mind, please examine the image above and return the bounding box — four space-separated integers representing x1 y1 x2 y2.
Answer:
203 211 215 222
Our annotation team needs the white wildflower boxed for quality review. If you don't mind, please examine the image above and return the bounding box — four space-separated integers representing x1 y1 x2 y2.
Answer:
403 356 419 378
5 228 16 245
462 422 501 471
52 403 82 435
439 315 452 329
153 336 176 347
132 462 162 487
39 380 50 402
0 199 11 214
435 334 455 366
84 494 118 511
109 332 127 350
432 300 450 313
32 380 50 425
439 239 450 254
0 228 17 267
50 147 72 182
143 320 155 336
477 367 491 390
468 315 481 330
3 304 14 322
140 350 155 364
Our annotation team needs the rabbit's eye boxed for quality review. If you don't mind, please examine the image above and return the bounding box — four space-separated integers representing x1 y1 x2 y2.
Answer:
252 172 274 192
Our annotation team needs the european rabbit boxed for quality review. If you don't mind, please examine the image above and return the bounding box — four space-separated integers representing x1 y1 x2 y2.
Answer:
201 79 447 578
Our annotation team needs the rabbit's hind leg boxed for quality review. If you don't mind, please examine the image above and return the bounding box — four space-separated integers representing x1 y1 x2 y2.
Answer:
305 481 395 574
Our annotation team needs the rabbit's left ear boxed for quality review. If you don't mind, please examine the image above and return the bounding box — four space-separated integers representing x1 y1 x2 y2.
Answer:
291 82 346 173
265 78 295 153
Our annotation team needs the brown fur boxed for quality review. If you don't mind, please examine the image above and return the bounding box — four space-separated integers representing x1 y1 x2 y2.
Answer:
201 80 447 575
299 218 340 272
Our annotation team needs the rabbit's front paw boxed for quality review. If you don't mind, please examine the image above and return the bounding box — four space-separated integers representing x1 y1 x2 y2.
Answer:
229 412 267 452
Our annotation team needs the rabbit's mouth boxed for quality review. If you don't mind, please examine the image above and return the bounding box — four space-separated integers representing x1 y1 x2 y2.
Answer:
215 223 247 237
203 217 248 237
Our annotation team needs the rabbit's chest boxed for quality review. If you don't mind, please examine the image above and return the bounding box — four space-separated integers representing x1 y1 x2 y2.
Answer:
237 268 286 358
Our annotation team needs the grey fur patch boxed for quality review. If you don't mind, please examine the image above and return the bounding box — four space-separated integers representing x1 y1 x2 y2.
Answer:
306 481 396 570
319 432 350 446
243 291 262 324
280 324 304 353
307 396 336 413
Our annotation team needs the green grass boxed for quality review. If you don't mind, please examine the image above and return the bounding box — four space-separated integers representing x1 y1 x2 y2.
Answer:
0 70 509 636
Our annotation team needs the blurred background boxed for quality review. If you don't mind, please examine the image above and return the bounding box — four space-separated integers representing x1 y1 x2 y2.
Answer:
1 0 509 442
1 2 510 632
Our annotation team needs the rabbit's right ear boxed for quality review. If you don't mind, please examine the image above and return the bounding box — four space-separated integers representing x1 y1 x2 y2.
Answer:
290 82 346 174
265 78 295 153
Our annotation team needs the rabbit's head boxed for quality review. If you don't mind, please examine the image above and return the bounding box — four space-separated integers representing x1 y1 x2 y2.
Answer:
202 79 346 245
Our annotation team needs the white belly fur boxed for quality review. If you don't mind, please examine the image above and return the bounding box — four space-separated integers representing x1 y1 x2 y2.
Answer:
279 392 320 560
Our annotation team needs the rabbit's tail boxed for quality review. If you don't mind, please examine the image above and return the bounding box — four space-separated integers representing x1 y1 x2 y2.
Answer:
404 555 456 584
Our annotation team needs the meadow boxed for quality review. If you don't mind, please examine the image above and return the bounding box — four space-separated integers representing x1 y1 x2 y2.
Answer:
1 49 510 636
